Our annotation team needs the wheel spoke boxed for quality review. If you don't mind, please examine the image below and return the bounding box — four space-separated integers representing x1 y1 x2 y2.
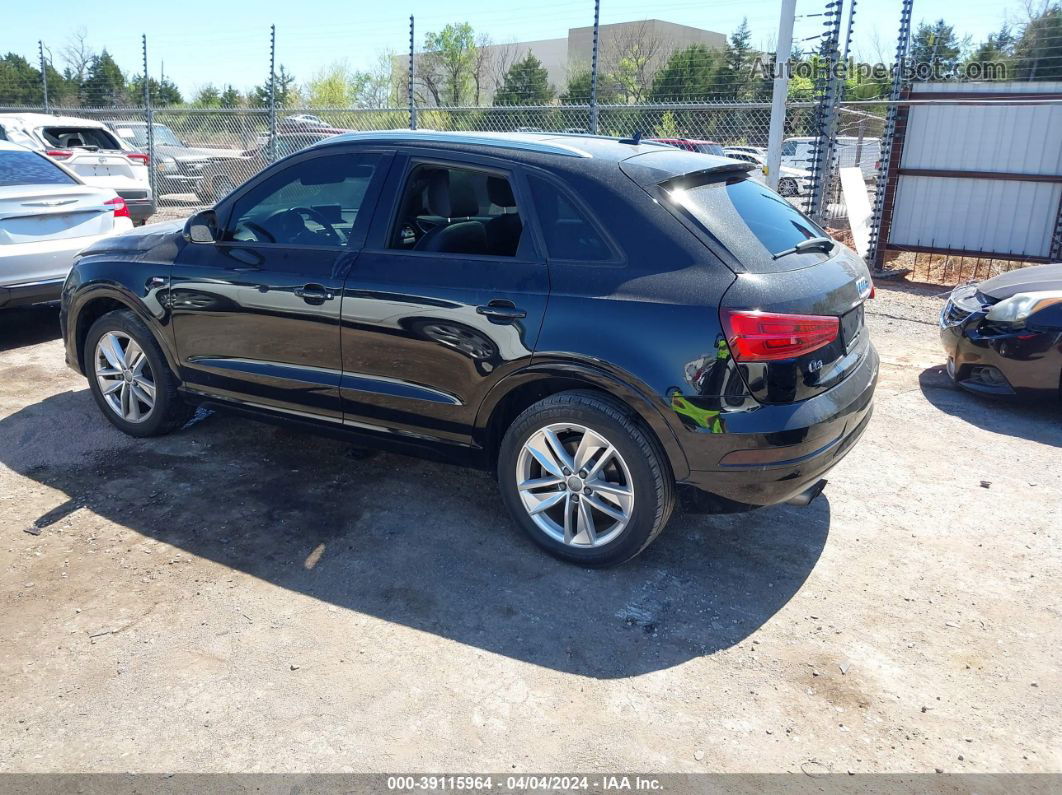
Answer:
573 429 607 472
543 428 575 472
526 490 565 515
576 498 597 545
586 494 627 524
587 479 632 500
133 376 156 400
518 475 563 491
96 366 122 377
100 334 125 370
585 444 615 479
131 383 154 409
562 494 574 544
125 341 144 371
100 379 123 395
526 432 565 478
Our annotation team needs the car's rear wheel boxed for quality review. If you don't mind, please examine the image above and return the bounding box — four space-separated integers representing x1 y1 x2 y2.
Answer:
778 177 799 196
85 309 193 438
497 391 674 566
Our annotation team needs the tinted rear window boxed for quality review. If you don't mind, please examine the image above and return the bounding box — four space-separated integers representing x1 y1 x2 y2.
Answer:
42 126 121 150
0 150 77 186
528 175 613 262
666 176 827 272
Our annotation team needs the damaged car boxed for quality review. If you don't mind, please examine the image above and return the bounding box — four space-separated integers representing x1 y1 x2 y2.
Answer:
939 262 1062 399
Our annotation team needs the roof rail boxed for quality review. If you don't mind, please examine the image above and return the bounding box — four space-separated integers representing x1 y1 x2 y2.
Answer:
318 130 593 158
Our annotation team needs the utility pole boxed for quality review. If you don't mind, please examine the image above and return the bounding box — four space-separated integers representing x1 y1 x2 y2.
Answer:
409 15 417 130
268 24 277 162
38 41 50 112
765 0 796 190
867 0 915 271
590 0 601 134
142 34 156 210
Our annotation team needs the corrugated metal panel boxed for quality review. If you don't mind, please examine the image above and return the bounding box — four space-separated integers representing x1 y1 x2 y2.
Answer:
901 103 1062 175
910 80 1062 95
889 176 1060 258
886 84 1062 260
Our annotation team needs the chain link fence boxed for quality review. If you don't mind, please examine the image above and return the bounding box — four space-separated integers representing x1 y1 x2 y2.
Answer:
1 100 885 227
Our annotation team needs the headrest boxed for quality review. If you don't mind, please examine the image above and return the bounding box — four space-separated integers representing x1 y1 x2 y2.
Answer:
425 170 478 218
487 176 515 208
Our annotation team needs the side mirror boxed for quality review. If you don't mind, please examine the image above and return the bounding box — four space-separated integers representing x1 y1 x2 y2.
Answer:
184 209 218 243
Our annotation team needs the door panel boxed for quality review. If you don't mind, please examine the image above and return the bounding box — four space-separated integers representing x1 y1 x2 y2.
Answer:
170 243 348 419
169 149 389 420
339 250 548 445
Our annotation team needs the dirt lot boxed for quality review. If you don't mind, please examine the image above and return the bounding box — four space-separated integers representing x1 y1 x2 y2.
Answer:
0 285 1059 774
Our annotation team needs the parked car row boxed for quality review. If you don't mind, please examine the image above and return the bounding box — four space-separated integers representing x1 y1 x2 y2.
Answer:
0 112 348 216
0 140 134 308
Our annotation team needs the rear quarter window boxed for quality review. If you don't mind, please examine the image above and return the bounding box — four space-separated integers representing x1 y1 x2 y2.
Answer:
0 150 78 186
527 175 614 262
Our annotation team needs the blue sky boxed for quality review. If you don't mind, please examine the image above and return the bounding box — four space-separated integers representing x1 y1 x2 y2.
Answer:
2 0 1028 95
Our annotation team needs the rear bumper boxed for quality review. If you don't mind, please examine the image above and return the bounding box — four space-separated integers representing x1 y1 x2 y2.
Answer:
677 343 878 507
0 278 64 308
117 192 156 223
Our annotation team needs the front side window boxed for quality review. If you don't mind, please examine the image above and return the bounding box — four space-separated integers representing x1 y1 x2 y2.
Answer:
388 164 523 257
527 176 612 262
225 153 380 247
0 150 77 186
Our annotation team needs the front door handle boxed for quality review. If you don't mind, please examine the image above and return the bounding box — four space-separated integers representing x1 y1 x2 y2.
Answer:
294 283 335 304
476 300 526 322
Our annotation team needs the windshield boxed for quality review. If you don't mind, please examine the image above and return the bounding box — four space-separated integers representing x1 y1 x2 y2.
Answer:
113 123 182 148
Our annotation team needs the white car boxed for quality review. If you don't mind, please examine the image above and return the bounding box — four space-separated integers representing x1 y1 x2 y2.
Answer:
723 148 812 197
0 141 134 309
780 136 882 182
0 112 154 224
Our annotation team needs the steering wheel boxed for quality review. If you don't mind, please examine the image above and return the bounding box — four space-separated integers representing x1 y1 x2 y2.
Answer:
240 220 275 243
289 205 341 245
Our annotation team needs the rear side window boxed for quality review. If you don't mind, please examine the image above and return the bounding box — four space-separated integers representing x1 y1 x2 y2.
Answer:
41 126 121 150
695 143 725 156
527 176 612 262
0 150 77 186
667 176 825 272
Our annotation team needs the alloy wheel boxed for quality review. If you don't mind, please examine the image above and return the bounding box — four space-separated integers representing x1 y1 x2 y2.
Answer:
94 331 156 423
515 422 634 547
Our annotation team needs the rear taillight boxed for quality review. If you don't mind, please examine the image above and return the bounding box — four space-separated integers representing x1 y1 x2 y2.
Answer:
105 196 131 220
127 152 150 166
722 310 839 362
45 149 73 160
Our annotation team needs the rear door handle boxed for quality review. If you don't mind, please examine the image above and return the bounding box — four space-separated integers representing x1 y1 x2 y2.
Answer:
294 283 334 304
476 300 526 322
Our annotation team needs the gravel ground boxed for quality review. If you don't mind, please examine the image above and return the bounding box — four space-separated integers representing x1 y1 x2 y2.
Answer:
0 284 1059 774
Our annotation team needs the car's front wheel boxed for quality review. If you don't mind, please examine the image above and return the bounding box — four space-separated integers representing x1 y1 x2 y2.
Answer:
85 309 193 437
498 391 675 566
778 177 799 196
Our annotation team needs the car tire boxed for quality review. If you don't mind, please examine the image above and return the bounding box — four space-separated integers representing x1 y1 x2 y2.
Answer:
84 309 194 438
778 177 798 196
497 390 675 566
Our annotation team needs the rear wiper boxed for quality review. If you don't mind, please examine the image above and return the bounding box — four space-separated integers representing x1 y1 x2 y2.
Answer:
772 236 835 259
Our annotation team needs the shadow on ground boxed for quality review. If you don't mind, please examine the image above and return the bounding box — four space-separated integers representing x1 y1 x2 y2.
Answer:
2 389 830 678
919 365 1061 447
0 305 61 352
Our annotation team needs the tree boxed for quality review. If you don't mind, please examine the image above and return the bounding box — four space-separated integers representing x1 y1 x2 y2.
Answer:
910 20 967 78
966 23 1016 80
601 22 665 103
418 23 478 106
219 85 241 108
493 51 554 105
60 28 93 87
304 62 355 107
128 75 183 106
649 44 720 102
350 51 401 109
250 64 296 108
560 69 593 104
192 84 222 107
80 50 126 106
1013 3 1062 80
714 18 758 100
0 53 43 105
